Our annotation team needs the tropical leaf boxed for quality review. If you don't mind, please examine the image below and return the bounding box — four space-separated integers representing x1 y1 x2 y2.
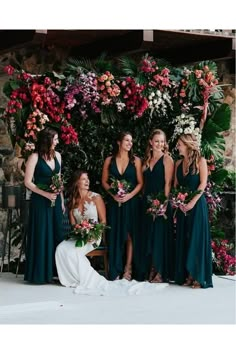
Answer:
201 103 231 161
94 52 113 73
65 57 94 74
210 168 228 185
210 103 231 131
118 56 138 77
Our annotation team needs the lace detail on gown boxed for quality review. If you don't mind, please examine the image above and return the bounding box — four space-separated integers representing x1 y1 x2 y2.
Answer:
56 192 169 296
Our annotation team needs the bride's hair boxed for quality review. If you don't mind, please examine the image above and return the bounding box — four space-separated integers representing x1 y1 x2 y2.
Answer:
67 170 88 210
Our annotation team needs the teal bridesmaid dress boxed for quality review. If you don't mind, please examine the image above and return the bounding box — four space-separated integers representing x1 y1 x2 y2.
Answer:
140 156 174 281
106 158 140 280
24 156 64 284
175 161 213 288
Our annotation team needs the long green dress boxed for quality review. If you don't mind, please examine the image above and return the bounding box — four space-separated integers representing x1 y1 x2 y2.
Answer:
175 161 213 288
140 155 174 282
24 156 64 284
106 158 140 280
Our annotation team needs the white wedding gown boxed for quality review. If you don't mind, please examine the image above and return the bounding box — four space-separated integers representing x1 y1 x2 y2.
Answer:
56 192 169 296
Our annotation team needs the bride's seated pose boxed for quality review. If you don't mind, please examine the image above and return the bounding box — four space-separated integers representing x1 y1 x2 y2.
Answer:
56 170 169 296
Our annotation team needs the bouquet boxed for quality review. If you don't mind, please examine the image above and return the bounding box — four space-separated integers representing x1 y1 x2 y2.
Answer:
169 186 202 217
68 218 110 248
146 192 168 221
109 177 132 207
37 172 64 207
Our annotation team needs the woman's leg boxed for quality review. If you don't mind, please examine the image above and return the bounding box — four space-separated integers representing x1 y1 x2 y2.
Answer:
123 234 133 280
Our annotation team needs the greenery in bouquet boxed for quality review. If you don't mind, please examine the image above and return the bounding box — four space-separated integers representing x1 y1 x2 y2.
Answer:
68 219 109 248
37 172 64 207
146 192 168 221
169 186 202 217
109 177 132 206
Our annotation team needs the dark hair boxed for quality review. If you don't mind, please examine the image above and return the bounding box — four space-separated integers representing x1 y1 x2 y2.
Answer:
67 170 89 210
111 131 134 163
36 127 58 160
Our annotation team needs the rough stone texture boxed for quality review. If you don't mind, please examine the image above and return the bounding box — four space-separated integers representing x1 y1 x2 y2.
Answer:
223 84 236 171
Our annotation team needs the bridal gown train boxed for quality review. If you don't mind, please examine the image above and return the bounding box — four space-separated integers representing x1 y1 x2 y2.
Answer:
55 192 169 296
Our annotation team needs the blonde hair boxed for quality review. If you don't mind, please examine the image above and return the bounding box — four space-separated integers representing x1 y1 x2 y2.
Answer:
178 134 201 174
143 129 169 167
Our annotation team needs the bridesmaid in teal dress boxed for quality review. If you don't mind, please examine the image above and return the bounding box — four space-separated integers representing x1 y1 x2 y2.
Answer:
101 131 143 280
141 129 174 282
174 133 213 289
24 127 65 284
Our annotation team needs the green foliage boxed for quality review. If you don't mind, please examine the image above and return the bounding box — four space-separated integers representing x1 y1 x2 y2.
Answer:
201 103 231 161
210 168 229 186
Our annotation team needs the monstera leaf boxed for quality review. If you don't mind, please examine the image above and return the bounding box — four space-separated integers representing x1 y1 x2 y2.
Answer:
201 103 231 161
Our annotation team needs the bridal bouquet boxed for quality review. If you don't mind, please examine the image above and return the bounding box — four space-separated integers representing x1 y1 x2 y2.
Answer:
169 186 201 217
68 219 109 248
109 177 132 207
37 172 64 207
146 192 168 221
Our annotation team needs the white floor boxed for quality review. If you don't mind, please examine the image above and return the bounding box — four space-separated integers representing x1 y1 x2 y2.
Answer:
0 272 235 324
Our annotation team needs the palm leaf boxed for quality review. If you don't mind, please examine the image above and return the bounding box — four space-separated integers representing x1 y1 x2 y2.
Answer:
210 168 228 185
93 52 115 74
65 57 95 74
118 56 138 77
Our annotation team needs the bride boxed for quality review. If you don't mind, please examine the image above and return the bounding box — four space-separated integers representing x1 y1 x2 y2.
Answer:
56 170 169 296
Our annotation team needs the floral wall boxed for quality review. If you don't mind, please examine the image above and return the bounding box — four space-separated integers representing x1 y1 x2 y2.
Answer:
0 52 235 274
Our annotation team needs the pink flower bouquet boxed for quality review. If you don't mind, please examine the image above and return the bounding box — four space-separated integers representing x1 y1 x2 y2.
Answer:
109 177 131 207
146 192 168 221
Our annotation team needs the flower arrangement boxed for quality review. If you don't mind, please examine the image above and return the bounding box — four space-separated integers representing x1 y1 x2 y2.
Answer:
169 186 202 217
64 72 101 119
204 181 222 222
211 239 236 275
171 113 201 146
146 192 168 221
109 177 132 207
68 219 109 247
2 67 78 159
120 77 149 118
147 89 173 117
97 71 121 105
37 172 64 207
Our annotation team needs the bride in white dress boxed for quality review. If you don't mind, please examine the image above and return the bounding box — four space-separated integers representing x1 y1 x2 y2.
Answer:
56 170 168 296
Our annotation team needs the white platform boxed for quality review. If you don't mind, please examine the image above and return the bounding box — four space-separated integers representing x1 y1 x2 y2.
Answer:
0 272 235 324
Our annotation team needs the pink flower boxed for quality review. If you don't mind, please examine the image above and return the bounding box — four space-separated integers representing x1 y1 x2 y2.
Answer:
4 65 15 75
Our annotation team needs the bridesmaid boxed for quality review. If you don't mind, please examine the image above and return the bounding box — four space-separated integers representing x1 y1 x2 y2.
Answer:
174 133 213 289
24 127 65 284
101 131 143 280
141 129 174 282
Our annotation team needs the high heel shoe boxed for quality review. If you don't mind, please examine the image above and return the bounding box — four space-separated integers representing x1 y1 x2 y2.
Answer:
183 276 193 286
191 280 201 289
150 272 163 283
149 266 156 282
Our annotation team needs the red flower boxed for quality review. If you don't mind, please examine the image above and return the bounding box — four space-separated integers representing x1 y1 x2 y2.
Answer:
4 65 15 75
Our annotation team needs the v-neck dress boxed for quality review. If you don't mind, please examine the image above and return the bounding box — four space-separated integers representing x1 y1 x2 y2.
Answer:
106 158 140 280
175 161 213 288
138 155 174 281
24 156 64 284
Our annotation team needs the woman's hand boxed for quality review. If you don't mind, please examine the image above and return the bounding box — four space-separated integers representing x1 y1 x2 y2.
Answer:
119 192 132 203
45 191 57 202
113 193 132 204
61 201 66 214
180 200 196 213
